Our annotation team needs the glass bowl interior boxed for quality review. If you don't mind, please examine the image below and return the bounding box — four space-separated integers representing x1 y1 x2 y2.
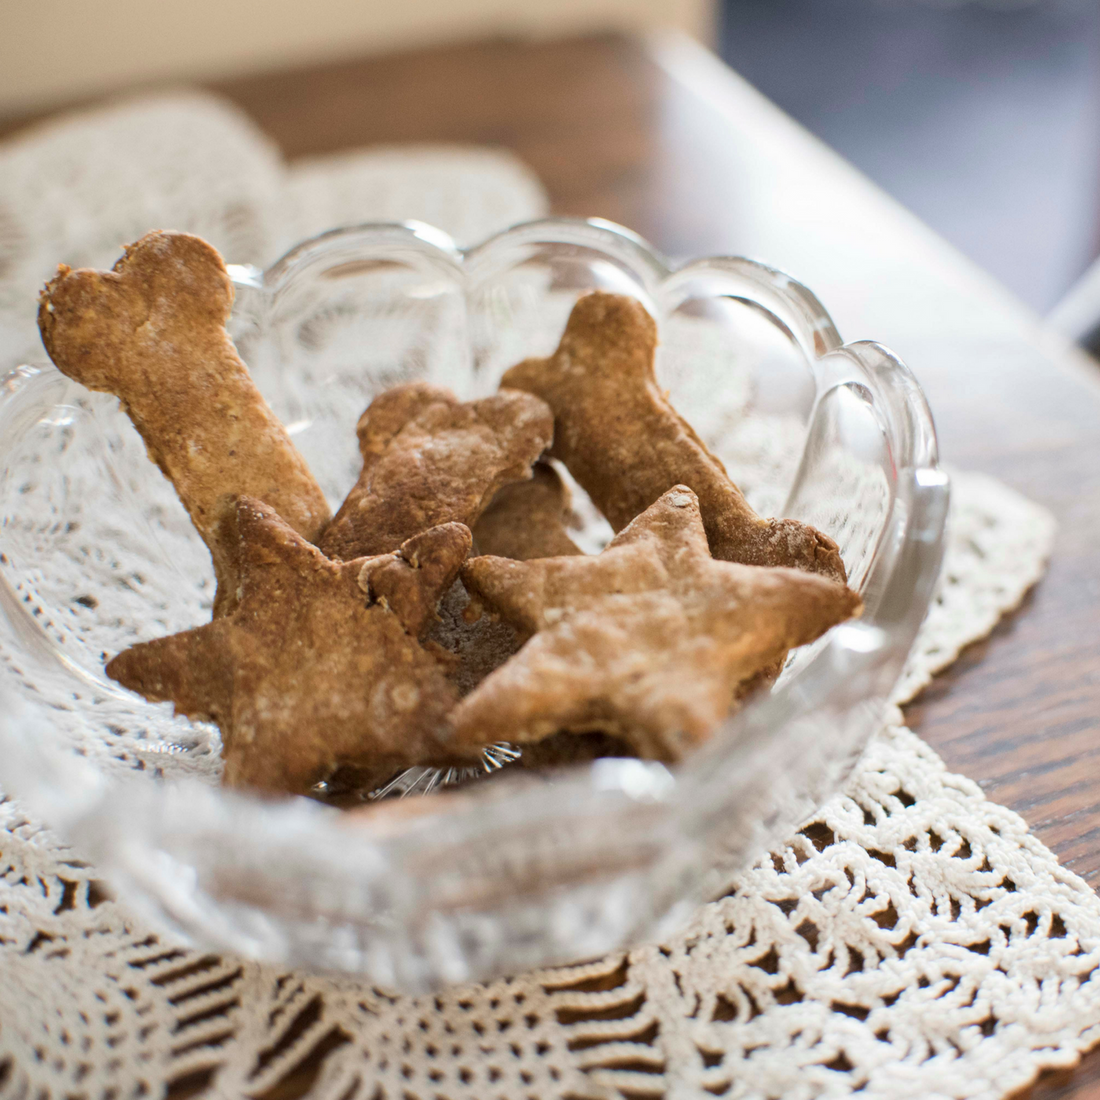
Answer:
0 218 948 990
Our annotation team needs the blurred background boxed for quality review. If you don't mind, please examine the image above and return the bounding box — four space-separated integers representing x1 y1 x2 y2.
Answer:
2 0 1099 312
720 0 1100 311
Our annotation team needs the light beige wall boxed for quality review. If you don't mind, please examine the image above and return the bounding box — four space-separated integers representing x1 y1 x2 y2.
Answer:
0 0 715 116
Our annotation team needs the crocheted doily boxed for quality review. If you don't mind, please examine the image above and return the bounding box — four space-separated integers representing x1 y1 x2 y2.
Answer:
0 90 545 370
0 92 1094 1100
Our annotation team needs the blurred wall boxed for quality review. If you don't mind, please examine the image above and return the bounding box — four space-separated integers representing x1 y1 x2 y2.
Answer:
719 0 1100 311
0 0 714 115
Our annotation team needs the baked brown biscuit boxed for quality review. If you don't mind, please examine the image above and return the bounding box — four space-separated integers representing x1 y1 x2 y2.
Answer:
431 461 579 696
107 497 476 797
319 383 553 561
454 486 860 762
517 730 635 768
472 461 583 560
502 291 846 582
38 231 330 617
359 522 478 638
425 579 522 697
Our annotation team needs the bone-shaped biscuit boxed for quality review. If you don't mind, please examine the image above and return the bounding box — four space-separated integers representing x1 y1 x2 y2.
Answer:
502 292 846 582
472 461 583 560
38 231 331 616
319 382 553 560
106 498 476 797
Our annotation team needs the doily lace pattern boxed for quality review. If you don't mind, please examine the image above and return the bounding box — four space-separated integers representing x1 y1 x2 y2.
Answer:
0 475 1087 1100
0 91 548 370
894 470 1057 707
0 92 1093 1100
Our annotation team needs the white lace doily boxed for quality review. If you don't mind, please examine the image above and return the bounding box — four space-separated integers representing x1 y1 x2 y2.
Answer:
0 90 547 370
0 92 1095 1100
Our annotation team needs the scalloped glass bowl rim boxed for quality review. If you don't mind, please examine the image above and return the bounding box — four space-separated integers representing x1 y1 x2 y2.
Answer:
0 216 948 981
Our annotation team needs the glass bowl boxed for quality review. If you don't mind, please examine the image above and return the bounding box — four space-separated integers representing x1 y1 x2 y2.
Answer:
0 217 948 991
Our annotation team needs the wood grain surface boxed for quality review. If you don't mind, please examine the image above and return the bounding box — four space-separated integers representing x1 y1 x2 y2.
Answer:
3 31 1098 1099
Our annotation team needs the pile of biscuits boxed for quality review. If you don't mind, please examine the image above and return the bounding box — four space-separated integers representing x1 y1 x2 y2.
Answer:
38 230 861 801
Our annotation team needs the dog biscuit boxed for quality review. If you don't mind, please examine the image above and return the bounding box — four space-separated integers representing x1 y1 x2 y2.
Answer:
502 292 846 582
38 231 330 616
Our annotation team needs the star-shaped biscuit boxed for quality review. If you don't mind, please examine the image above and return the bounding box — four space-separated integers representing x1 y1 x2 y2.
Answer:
319 382 553 560
453 486 861 761
107 497 475 796
502 292 846 582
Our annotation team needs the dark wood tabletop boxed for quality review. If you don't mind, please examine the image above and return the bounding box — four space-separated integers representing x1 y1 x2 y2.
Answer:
4 30 1099 1099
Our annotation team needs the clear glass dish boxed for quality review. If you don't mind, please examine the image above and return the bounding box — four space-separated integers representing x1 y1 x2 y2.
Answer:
0 217 948 991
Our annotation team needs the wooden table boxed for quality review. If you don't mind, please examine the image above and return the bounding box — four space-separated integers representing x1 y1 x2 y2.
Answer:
5 31 1099 1099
